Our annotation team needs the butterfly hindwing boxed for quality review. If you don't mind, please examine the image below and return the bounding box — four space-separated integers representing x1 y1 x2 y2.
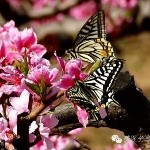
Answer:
83 58 123 104
66 58 124 120
66 81 101 121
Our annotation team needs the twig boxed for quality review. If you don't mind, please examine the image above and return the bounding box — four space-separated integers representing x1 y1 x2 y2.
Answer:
24 91 64 121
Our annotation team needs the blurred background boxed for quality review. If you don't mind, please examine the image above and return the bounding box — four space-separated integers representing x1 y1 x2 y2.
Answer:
0 0 150 149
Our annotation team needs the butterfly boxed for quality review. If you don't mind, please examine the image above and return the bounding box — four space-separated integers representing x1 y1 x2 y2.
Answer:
66 10 114 63
66 57 123 121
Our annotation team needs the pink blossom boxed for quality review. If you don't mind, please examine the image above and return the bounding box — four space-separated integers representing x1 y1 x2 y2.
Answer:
0 20 15 33
118 0 138 9
40 114 59 130
27 54 59 88
35 114 59 149
20 28 37 47
49 124 82 149
39 123 50 138
0 118 8 139
54 52 66 73
58 74 75 90
0 41 6 59
76 106 88 127
0 65 25 95
69 1 97 20
55 54 87 90
9 89 30 114
65 59 86 80
0 117 16 143
27 64 59 86
29 44 47 58
4 128 15 143
30 139 54 150
7 109 17 131
68 128 82 135
0 66 23 85
0 106 17 137
0 20 46 65
39 114 59 137
30 114 58 150
30 52 48 66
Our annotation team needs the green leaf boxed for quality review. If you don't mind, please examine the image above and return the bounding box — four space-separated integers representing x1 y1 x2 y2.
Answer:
13 51 29 75
88 59 102 74
39 76 47 97
25 81 41 96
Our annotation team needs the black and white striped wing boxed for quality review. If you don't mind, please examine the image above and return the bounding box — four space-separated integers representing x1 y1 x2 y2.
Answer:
66 58 124 120
66 82 100 121
66 10 114 63
83 58 123 106
71 39 114 63
66 82 97 110
74 10 106 46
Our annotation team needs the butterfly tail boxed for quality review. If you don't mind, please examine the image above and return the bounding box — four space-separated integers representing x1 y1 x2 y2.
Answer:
98 11 106 40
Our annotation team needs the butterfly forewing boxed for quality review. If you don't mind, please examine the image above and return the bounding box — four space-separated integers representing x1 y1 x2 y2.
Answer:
74 11 106 46
66 10 113 63
74 40 109 63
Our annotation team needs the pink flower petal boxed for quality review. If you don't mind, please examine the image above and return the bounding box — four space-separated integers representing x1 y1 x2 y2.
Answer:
29 121 38 134
76 106 88 128
39 123 50 138
30 44 47 58
9 89 30 114
54 52 66 72
40 114 59 129
57 74 75 90
99 107 107 119
8 109 17 130
21 28 37 47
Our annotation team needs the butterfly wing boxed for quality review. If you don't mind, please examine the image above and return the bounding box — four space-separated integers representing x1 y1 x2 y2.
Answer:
66 82 100 121
66 10 114 63
66 57 124 120
72 39 114 63
84 58 123 106
74 10 106 46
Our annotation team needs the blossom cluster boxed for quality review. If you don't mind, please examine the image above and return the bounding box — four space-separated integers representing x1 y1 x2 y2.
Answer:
0 20 89 149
